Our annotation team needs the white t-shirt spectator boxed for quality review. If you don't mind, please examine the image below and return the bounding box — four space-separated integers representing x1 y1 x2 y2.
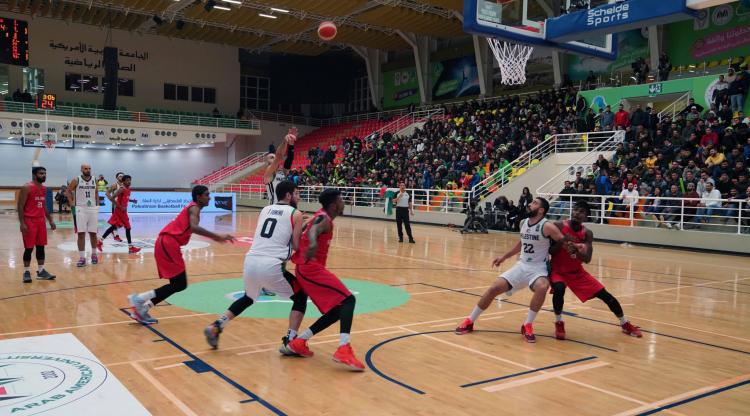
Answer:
619 188 640 207
700 189 722 207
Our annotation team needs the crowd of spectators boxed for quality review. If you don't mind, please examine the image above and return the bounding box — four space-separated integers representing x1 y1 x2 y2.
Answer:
296 88 583 191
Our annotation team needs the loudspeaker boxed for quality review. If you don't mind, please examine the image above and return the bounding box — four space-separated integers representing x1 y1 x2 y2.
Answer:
103 47 118 111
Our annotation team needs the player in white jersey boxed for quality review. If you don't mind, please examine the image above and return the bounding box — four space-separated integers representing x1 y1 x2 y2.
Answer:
264 127 297 205
66 164 100 267
455 197 568 343
204 180 308 352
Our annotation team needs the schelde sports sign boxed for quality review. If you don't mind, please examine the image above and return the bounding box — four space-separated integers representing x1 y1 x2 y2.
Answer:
100 191 236 213
546 0 697 43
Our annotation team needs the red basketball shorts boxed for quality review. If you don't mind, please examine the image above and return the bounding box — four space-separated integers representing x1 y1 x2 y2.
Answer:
550 269 605 302
22 217 47 249
294 262 351 314
154 235 185 279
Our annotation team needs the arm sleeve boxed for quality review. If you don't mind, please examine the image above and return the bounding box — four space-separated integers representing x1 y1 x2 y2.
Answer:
284 145 294 170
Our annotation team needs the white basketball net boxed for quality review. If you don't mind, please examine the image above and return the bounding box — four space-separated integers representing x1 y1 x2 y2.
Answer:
487 38 534 85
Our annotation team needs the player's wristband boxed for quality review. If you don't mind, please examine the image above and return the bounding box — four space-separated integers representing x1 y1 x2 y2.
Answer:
284 145 294 170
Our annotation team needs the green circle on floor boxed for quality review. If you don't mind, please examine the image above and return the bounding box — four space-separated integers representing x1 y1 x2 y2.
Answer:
55 220 108 229
168 278 410 318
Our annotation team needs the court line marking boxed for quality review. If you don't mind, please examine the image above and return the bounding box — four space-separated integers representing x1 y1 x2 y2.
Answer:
374 329 409 336
390 328 637 405
656 301 680 305
461 356 598 388
0 250 245 269
613 374 750 416
153 362 186 371
620 277 750 298
482 361 611 393
410 285 490 295
131 362 199 416
236 338 341 356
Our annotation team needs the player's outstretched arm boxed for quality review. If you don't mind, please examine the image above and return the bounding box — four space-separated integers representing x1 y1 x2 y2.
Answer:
291 210 305 252
262 133 292 183
188 205 235 243
65 177 78 206
282 127 297 175
303 215 330 262
493 241 521 267
17 184 29 233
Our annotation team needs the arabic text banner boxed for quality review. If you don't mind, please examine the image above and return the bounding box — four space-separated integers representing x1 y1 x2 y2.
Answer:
99 191 236 213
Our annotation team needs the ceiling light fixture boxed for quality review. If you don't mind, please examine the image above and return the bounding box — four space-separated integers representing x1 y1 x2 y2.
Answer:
259 13 277 19
221 0 242 4
270 7 289 13
214 5 231 10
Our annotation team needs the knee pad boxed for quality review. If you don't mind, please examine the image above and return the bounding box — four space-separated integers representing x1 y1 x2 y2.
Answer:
290 291 308 313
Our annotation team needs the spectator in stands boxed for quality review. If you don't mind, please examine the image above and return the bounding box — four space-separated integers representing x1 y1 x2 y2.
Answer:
212 107 220 118
713 74 729 108
697 181 723 224
715 172 733 199
686 106 702 122
614 104 630 128
631 57 649 84
728 72 747 114
585 71 597 90
644 186 671 228
601 105 614 130
680 98 704 116
518 187 533 221
683 182 700 228
55 186 70 213
630 104 647 128
663 184 682 228
21 89 32 103
12 88 21 102
701 128 720 148
658 53 672 81
551 180 575 217
618 182 640 217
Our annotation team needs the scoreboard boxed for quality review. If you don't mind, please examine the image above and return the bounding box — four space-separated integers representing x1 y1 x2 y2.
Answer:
0 17 29 67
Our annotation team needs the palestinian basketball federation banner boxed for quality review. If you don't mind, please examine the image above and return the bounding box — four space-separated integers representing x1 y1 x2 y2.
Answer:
99 191 236 213
0 333 149 415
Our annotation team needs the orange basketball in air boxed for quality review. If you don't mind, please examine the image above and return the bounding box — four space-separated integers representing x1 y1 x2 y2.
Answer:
318 21 337 41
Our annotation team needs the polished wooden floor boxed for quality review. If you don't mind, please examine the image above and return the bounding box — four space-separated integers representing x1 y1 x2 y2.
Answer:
1 208 749 415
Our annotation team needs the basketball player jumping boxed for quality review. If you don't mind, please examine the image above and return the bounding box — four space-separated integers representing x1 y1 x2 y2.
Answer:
66 164 100 267
262 127 297 205
286 189 365 370
549 200 642 339
455 197 568 343
204 180 308 354
105 172 125 242
17 166 57 283
100 175 140 254
127 185 235 324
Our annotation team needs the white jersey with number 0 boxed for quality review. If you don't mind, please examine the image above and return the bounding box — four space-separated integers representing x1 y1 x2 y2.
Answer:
248 204 296 261
266 170 287 205
75 175 98 209
518 218 550 264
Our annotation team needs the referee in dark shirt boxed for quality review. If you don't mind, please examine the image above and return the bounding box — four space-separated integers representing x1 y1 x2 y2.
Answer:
392 182 415 243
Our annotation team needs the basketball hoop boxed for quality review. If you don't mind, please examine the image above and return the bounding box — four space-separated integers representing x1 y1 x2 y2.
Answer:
40 133 57 153
487 38 534 85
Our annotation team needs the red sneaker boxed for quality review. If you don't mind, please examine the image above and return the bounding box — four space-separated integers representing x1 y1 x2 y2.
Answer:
555 321 566 340
454 318 474 335
332 344 365 371
128 246 141 254
287 337 314 357
96 239 103 252
621 321 643 338
113 235 123 242
521 323 536 343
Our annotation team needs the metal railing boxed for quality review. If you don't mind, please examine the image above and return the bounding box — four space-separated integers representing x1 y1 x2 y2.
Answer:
657 91 691 121
213 183 472 213
471 131 623 202
0 100 260 130
194 152 266 185
535 130 625 195
540 193 750 235
367 108 445 139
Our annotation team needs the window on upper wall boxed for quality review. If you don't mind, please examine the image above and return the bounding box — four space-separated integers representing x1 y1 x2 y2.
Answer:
164 83 176 100
117 78 134 97
240 75 269 111
203 87 216 104
65 73 98 93
191 86 203 102
176 85 188 101
348 76 370 113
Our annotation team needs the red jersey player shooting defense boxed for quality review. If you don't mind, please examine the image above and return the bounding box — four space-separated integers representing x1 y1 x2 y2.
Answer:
286 188 366 371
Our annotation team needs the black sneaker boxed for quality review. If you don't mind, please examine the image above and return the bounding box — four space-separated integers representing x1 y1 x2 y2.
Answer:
36 269 56 280
409 239 416 244
22 271 31 283
279 335 300 356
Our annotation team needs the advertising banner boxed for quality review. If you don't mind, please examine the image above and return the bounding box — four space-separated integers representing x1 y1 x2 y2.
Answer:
431 55 480 101
664 2 750 66
99 191 236 213
383 67 420 109
566 29 649 81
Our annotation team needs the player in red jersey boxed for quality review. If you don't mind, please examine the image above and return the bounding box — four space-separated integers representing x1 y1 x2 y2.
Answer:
100 174 141 253
17 166 57 283
286 189 365 371
127 185 235 324
549 200 642 339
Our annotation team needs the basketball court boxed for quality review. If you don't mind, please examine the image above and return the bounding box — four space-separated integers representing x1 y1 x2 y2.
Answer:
0 210 748 415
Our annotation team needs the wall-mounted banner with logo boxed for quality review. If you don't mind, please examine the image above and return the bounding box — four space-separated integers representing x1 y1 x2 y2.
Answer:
383 66 420 109
99 191 236 213
0 333 149 415
546 0 697 43
0 116 226 145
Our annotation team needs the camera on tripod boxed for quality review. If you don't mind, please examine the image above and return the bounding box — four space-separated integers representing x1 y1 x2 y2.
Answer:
460 197 489 234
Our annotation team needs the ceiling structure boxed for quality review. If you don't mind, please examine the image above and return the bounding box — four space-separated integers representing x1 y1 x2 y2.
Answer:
4 0 467 56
